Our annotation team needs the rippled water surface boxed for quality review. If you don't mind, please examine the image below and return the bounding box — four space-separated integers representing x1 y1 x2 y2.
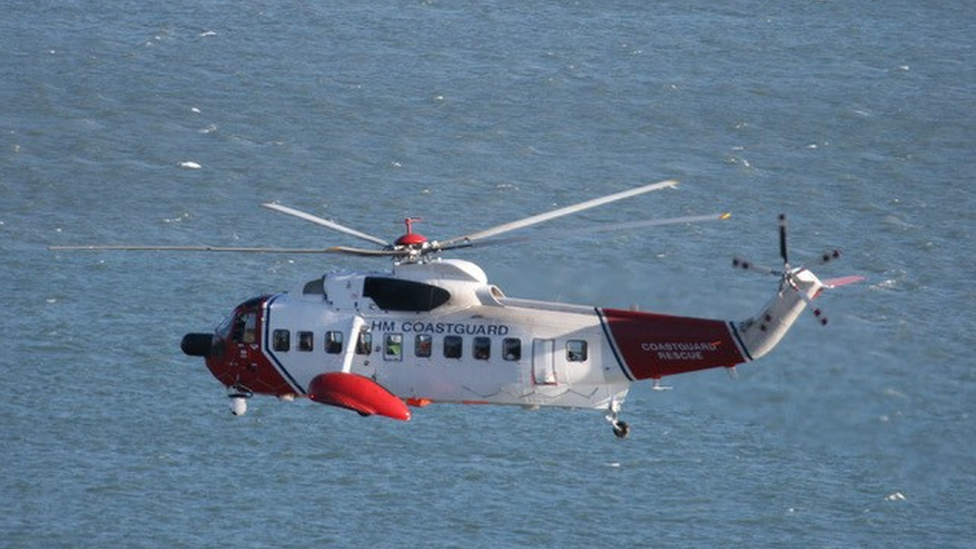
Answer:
3 1 974 547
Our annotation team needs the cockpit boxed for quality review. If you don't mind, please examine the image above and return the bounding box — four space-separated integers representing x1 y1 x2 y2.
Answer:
229 309 258 344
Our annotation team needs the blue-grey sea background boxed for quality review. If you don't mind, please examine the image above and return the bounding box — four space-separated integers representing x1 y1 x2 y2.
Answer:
3 1 974 547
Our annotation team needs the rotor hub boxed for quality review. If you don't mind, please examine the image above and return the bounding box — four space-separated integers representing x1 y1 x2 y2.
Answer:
395 217 428 247
394 233 428 246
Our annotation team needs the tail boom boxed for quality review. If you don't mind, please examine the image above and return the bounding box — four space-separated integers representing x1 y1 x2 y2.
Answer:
735 267 825 360
599 309 749 380
599 268 826 380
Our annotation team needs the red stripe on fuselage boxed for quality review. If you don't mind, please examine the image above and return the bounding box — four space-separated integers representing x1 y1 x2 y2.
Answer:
601 308 745 380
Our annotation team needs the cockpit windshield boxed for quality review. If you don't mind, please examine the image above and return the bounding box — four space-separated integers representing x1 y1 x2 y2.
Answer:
216 314 232 337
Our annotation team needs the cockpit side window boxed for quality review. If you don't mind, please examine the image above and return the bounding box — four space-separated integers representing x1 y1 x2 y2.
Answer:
232 312 258 344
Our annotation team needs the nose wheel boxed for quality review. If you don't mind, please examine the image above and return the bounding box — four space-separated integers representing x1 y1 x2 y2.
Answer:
612 420 630 439
228 386 253 416
605 401 630 439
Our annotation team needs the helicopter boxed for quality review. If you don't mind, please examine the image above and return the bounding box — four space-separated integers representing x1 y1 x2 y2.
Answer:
51 180 863 438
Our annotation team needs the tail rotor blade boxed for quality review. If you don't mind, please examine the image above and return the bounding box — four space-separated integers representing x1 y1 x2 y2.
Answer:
818 249 841 265
778 213 789 267
786 278 829 326
732 257 780 276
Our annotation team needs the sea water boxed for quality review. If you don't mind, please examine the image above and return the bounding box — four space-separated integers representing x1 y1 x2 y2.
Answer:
2 1 974 547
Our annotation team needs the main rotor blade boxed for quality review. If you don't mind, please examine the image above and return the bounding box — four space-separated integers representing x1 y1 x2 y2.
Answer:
49 245 355 253
326 246 409 257
436 180 679 249
49 244 412 258
565 212 730 235
261 203 391 247
438 212 730 250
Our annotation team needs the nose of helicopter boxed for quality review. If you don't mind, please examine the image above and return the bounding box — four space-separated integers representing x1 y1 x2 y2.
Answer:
181 332 215 357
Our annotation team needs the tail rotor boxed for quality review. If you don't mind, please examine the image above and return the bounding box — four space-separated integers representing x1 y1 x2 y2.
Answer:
732 214 863 327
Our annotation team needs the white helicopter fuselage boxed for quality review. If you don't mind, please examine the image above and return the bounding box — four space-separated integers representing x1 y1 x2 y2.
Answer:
216 259 632 411
196 257 826 423
285 276 628 409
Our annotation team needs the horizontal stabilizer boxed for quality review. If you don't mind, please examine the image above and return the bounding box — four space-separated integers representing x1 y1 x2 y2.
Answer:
822 275 866 289
308 372 411 421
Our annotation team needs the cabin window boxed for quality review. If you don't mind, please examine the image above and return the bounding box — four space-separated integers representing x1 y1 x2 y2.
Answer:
473 337 491 360
325 331 343 354
415 334 432 358
443 335 462 359
298 331 314 352
384 333 403 361
355 331 372 355
272 329 290 352
503 338 521 361
566 340 588 362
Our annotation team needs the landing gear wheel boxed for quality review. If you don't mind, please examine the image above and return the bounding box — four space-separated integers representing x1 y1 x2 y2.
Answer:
605 400 630 439
612 420 630 439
